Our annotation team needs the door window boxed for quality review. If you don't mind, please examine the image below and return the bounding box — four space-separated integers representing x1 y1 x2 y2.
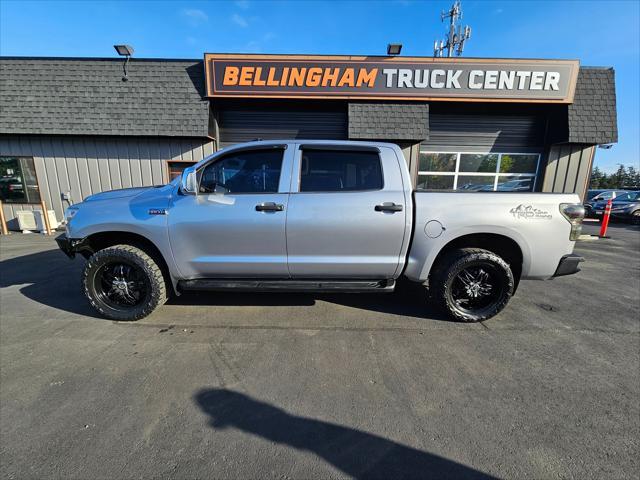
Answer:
299 150 383 192
199 149 284 194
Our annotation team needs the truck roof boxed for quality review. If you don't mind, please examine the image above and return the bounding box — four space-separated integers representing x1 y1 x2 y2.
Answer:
217 139 402 151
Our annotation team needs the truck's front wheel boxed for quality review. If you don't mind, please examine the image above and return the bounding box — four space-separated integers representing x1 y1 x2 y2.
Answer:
83 245 167 321
430 248 514 322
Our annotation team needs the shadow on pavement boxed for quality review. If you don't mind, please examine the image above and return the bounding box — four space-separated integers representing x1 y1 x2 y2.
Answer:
195 388 494 480
0 247 449 321
0 248 102 318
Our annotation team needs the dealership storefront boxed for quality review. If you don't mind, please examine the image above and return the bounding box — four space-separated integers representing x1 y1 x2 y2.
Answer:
0 54 617 229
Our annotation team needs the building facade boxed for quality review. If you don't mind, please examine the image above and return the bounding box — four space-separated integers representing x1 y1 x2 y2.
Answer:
0 54 617 229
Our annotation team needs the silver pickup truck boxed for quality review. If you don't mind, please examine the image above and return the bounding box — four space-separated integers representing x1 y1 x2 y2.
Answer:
56 140 585 322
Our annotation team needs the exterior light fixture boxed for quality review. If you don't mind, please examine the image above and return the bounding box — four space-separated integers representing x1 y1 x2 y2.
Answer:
113 44 134 81
387 43 402 56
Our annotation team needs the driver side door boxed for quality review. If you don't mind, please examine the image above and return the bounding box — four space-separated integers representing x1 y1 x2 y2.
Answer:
168 145 293 279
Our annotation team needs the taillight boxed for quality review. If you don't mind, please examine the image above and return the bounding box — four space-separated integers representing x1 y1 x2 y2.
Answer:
560 203 585 240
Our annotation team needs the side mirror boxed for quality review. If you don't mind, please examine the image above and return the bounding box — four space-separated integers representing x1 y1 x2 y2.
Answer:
180 167 197 194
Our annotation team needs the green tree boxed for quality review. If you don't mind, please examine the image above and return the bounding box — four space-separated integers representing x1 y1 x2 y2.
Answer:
613 164 626 188
626 166 640 188
590 166 604 188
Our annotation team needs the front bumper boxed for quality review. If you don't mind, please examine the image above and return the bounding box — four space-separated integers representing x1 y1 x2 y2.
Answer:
55 234 91 259
553 254 584 277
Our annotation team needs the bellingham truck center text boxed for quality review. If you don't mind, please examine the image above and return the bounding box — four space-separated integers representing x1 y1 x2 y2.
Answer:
221 66 562 91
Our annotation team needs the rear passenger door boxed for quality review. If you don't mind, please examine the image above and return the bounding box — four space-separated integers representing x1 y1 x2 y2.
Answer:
286 145 407 279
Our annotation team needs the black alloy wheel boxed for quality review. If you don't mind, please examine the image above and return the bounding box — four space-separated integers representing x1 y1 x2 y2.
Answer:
94 261 150 311
449 263 504 315
83 245 167 321
430 248 515 322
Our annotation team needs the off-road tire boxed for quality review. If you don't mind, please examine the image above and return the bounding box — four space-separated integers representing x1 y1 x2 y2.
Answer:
429 248 514 322
83 245 167 321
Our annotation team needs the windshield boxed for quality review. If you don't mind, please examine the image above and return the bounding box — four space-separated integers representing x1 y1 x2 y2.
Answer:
587 190 604 200
592 191 615 201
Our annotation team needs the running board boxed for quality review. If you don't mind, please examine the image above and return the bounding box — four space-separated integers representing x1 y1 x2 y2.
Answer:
178 278 396 293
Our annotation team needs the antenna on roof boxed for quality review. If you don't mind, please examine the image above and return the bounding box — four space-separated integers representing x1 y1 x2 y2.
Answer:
434 1 471 57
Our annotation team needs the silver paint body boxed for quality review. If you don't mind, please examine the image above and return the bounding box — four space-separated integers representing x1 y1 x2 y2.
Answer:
66 140 580 290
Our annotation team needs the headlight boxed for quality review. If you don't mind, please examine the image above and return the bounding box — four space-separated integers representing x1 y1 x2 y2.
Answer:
64 206 80 223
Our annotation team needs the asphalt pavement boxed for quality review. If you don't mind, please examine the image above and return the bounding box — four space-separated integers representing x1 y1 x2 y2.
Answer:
0 222 638 479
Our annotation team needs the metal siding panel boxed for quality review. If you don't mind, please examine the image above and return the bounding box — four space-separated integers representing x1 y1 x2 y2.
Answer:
192 140 204 161
424 114 544 152
542 146 560 192
72 138 92 201
106 140 122 190
95 139 113 191
574 145 595 200
5 136 19 156
139 139 153 186
564 146 583 193
61 139 83 208
171 140 186 161
127 139 143 187
116 140 132 189
149 141 166 185
553 145 571 193
219 109 347 148
84 138 101 194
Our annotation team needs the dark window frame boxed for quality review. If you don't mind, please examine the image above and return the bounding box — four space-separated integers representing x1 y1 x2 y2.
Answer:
0 156 42 204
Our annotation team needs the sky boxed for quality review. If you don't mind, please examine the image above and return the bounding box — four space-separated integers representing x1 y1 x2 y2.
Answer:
1 0 638 173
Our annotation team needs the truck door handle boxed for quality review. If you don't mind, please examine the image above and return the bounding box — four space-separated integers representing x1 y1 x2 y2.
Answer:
255 202 284 212
375 203 403 212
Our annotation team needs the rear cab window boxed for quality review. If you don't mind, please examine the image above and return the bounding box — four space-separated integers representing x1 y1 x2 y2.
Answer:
299 148 383 192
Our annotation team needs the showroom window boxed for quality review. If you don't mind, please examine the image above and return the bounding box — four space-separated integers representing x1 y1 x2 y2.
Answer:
417 152 540 192
0 157 41 203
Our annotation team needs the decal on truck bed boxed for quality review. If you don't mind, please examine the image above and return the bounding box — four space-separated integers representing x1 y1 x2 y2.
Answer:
510 204 552 220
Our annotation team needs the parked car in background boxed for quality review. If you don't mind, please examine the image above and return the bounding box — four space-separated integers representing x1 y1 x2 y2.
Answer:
590 191 640 224
0 176 24 200
496 179 534 192
586 189 626 202
584 189 627 217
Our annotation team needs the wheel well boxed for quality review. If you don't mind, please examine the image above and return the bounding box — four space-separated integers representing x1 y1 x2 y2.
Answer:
431 233 523 287
83 231 171 289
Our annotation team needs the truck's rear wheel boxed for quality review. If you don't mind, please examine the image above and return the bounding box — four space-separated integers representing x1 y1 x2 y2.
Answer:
430 248 514 322
83 245 167 321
